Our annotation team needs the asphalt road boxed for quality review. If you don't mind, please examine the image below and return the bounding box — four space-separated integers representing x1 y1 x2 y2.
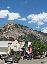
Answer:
19 57 47 64
0 57 47 64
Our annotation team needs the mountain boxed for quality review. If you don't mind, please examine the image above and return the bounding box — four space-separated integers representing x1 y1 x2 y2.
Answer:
0 23 47 43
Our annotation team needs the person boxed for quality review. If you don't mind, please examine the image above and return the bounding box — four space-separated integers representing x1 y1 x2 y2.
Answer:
28 45 32 60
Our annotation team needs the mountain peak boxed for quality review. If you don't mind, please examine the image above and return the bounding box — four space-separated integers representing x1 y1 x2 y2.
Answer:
0 23 47 43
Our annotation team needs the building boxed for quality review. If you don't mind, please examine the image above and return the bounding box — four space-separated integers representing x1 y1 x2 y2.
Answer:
0 41 11 55
10 40 25 51
0 40 25 55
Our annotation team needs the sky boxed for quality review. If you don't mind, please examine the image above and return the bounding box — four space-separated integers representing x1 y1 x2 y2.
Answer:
0 0 47 33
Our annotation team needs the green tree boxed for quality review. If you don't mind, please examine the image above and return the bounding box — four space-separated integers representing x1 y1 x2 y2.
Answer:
32 39 47 55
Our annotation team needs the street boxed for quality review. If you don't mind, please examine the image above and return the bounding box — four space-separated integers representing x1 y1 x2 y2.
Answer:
0 57 47 64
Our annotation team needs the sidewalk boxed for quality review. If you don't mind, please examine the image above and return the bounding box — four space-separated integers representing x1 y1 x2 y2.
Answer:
0 59 5 64
19 57 47 64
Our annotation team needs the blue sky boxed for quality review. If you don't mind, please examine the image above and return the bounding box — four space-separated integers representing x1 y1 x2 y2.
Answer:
0 0 47 33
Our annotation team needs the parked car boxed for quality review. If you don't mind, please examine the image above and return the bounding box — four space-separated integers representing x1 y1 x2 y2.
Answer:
1 54 8 60
5 56 13 63
4 54 20 63
4 51 21 63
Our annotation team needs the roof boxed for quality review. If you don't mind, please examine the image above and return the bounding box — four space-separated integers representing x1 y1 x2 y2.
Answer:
0 52 7 54
0 41 11 47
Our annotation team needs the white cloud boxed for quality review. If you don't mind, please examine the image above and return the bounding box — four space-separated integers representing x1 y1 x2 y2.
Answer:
18 18 27 21
37 22 44 25
0 10 9 18
41 29 47 33
27 12 47 25
8 12 21 20
7 6 10 9
36 26 40 29
0 10 21 20
28 20 33 23
41 27 47 33
0 10 28 21
42 27 47 30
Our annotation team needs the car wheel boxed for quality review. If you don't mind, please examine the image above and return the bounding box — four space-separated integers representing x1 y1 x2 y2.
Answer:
27 58 29 60
5 61 7 63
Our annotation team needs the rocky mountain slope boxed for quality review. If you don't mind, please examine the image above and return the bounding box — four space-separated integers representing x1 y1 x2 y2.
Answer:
0 23 47 43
